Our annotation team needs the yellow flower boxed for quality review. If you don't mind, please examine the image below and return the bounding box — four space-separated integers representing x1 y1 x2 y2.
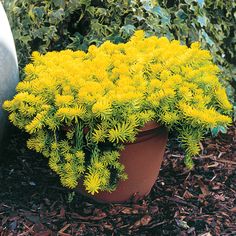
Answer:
24 64 35 77
75 151 85 160
55 95 74 107
49 156 60 173
25 111 47 134
161 112 179 125
61 174 78 189
32 51 41 60
56 106 86 121
84 173 101 195
179 102 231 128
215 87 233 111
92 125 107 143
65 153 74 161
92 99 112 119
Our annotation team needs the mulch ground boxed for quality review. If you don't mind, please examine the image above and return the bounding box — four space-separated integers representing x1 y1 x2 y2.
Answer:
0 123 235 236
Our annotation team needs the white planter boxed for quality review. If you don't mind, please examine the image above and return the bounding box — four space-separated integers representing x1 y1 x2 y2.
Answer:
0 2 19 145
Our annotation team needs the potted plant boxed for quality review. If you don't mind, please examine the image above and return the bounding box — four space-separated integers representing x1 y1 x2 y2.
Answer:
3 31 232 202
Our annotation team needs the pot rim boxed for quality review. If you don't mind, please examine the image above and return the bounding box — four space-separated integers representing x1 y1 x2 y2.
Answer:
139 120 160 132
124 121 165 145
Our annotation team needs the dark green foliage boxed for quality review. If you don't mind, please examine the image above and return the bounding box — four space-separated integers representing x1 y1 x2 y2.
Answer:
4 0 236 115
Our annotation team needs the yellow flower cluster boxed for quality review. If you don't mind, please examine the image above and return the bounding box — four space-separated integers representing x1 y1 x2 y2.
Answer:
3 30 232 193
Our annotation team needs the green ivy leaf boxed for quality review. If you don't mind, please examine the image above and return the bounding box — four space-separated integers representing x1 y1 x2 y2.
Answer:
197 15 207 27
201 30 214 46
211 126 227 137
120 24 135 36
175 9 188 21
152 6 170 25
184 0 194 3
197 0 205 8
53 0 65 8
32 6 45 19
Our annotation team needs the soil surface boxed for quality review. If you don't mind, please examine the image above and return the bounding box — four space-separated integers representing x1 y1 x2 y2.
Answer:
0 123 235 236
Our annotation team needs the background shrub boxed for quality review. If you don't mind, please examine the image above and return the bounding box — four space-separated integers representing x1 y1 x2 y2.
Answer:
4 0 236 116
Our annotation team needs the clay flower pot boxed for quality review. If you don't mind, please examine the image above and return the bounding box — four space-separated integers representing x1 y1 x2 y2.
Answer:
78 121 168 203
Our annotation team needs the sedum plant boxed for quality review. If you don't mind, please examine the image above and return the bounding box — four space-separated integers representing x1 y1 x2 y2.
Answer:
3 31 232 195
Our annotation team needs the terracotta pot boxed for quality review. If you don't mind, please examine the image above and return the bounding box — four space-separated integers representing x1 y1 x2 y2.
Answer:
77 121 168 203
